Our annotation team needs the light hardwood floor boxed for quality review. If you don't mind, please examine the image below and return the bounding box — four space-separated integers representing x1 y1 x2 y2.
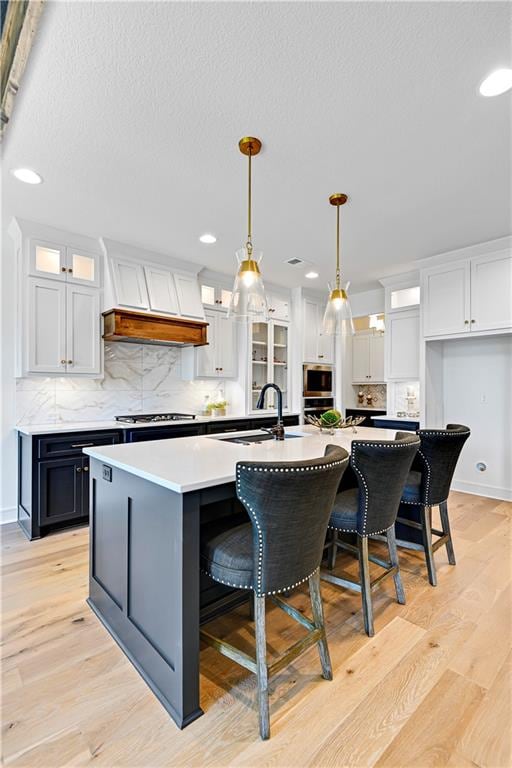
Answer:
1 491 511 767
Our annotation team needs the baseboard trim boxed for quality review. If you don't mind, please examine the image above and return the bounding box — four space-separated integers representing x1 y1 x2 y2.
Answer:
0 507 17 525
451 481 512 502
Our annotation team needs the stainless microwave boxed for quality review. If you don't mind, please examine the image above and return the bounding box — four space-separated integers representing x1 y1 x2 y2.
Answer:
303 364 333 397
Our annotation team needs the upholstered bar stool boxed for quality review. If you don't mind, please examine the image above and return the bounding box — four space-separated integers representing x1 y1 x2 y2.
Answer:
396 423 470 586
200 445 349 740
322 433 420 637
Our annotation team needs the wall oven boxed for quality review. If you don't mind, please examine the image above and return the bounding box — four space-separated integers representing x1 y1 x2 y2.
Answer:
303 364 333 397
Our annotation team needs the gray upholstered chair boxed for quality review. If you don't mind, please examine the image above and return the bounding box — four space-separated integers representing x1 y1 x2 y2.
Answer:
200 445 349 740
322 432 420 637
396 423 470 586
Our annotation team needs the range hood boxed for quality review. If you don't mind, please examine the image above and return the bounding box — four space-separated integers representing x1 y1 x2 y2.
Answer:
102 308 208 347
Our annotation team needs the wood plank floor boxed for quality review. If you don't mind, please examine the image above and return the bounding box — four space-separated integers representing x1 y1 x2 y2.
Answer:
1 491 511 767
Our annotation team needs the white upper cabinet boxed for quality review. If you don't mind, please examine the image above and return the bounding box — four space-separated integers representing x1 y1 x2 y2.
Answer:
66 285 101 374
111 257 149 309
422 251 511 338
267 292 290 322
303 298 333 364
174 273 205 320
144 266 179 315
386 309 419 380
28 278 67 374
352 333 385 383
191 309 237 379
470 252 512 332
29 240 101 287
27 279 101 376
201 282 232 310
422 261 470 337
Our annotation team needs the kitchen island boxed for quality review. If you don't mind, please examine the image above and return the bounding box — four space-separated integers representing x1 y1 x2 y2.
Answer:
84 424 396 729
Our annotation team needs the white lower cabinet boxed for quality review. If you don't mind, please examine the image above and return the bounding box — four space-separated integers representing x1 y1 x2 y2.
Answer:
27 278 101 376
386 309 419 380
352 332 385 384
194 310 237 378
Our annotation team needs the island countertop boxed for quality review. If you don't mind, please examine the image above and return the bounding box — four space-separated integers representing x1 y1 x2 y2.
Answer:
83 424 397 494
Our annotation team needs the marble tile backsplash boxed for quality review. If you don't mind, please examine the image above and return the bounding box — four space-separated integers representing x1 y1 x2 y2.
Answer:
352 383 387 409
15 343 227 425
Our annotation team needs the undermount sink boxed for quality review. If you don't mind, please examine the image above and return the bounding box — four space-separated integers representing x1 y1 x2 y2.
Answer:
221 432 304 445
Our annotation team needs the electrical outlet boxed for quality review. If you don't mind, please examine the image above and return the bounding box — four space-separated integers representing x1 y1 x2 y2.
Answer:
102 465 112 482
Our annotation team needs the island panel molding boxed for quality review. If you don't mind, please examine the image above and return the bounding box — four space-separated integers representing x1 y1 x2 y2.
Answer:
102 308 208 347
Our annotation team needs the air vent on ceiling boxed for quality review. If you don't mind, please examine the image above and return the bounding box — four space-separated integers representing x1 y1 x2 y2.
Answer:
285 257 304 266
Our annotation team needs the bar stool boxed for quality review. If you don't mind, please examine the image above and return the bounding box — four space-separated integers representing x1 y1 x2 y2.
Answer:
396 423 470 586
321 433 420 637
200 445 349 740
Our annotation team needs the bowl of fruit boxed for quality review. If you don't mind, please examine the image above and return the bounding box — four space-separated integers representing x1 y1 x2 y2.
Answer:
305 409 365 434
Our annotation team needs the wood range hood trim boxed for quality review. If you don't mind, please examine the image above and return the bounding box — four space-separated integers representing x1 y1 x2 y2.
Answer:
102 308 208 347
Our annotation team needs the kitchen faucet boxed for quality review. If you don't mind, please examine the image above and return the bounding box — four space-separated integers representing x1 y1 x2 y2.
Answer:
256 383 285 440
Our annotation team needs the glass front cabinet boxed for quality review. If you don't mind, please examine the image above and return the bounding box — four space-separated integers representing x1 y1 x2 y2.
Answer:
249 320 290 412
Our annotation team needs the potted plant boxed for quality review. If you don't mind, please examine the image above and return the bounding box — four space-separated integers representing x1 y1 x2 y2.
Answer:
206 400 228 418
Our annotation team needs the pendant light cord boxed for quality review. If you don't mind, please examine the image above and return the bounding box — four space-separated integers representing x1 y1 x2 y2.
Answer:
247 148 253 256
336 203 341 288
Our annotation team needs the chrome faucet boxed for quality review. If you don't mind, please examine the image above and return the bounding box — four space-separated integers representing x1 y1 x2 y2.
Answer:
256 383 285 440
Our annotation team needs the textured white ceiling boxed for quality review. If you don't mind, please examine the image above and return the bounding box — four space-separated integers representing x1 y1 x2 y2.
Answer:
2 1 511 291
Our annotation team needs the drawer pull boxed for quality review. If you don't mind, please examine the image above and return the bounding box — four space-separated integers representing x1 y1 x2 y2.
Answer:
71 442 94 448
223 428 238 432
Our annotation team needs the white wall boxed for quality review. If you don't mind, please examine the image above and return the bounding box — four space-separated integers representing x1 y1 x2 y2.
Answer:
442 335 512 500
1 233 17 523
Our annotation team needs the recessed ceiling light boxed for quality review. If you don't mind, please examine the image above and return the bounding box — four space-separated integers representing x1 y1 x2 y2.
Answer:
479 68 512 97
11 168 43 184
199 233 216 244
305 271 319 279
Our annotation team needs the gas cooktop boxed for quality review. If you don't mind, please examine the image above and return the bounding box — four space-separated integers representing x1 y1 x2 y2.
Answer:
115 413 196 424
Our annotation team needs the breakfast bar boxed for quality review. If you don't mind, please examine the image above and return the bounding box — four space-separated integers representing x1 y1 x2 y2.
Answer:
84 424 396 728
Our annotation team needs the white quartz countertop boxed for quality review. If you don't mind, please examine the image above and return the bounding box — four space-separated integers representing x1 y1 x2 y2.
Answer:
372 414 420 422
16 411 300 436
83 424 398 494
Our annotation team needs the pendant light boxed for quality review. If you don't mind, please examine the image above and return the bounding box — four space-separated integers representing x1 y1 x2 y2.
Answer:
228 137 268 321
322 193 354 336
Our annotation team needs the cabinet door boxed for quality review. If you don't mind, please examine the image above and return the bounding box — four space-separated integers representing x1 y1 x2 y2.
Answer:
174 273 204 319
318 326 333 364
66 284 101 374
369 335 385 382
216 313 237 378
145 266 179 315
303 299 319 362
422 261 470 337
386 310 420 380
196 310 217 377
352 334 370 383
268 294 290 322
29 239 66 281
250 321 270 411
66 247 101 288
271 322 289 410
470 252 512 332
28 278 67 374
38 457 84 524
111 258 149 309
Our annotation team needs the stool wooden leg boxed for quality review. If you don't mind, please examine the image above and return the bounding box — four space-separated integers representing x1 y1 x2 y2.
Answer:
386 526 406 605
308 569 332 680
357 537 374 637
439 500 456 566
254 595 270 740
421 505 437 587
328 529 338 570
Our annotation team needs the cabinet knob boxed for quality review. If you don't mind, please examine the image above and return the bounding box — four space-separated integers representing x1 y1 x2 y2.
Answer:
67 360 73 364
471 319 476 324
464 320 469 324
60 359 66 365
68 268 73 274
84 465 89 472
76 467 82 473
61 266 66 272
318 355 324 359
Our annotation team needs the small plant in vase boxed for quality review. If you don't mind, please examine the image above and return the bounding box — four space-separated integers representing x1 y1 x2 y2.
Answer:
206 400 228 418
